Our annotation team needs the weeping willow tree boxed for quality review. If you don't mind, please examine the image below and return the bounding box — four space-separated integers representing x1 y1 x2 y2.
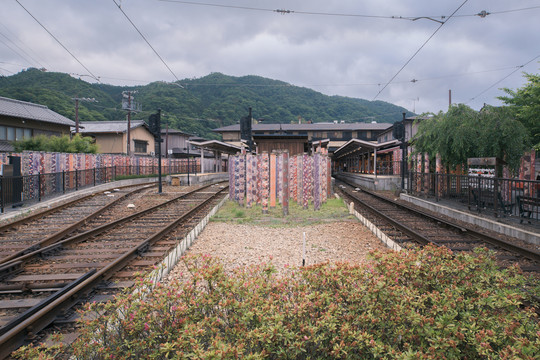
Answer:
411 104 530 173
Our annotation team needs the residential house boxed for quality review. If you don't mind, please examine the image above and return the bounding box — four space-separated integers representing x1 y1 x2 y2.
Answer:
0 96 75 152
77 120 155 155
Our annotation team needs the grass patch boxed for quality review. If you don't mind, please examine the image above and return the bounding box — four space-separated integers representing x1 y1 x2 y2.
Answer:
212 196 354 227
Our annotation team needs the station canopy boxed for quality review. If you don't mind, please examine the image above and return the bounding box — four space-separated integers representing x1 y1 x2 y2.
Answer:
333 139 399 159
188 139 242 154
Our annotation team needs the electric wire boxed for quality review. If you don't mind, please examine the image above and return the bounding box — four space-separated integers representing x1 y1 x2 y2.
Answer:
111 0 180 82
0 35 34 67
13 0 100 82
372 0 469 101
466 54 540 104
0 29 45 69
158 0 540 20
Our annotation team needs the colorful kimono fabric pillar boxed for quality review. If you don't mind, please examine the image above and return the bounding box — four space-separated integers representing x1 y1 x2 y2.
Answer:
302 153 310 209
277 152 283 204
282 150 289 216
229 155 235 199
313 153 321 210
246 154 253 208
238 154 245 206
270 151 277 208
256 155 262 205
261 152 270 214
234 156 240 203
297 154 303 206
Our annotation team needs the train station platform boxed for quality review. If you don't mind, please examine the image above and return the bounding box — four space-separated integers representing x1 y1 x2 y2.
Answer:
336 172 401 191
399 193 540 247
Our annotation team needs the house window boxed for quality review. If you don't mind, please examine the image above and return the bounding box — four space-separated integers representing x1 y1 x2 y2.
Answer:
0 126 33 140
16 128 24 141
7 127 15 141
134 140 148 153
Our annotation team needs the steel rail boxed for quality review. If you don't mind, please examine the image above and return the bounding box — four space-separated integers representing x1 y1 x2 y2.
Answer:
0 182 220 277
348 182 540 263
0 184 228 359
0 182 156 230
338 185 437 247
0 184 155 266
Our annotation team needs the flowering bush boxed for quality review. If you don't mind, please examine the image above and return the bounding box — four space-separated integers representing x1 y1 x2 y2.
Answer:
16 246 539 359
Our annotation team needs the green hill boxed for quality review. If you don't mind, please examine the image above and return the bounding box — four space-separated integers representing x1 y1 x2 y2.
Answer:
0 68 413 139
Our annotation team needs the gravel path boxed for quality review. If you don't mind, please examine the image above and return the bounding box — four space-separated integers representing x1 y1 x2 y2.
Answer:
166 220 390 281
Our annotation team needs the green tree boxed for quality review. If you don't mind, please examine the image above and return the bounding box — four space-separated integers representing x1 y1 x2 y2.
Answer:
498 72 540 150
13 134 98 153
412 104 529 172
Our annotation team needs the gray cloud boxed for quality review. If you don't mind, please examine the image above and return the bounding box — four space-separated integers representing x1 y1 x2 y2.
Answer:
1 0 538 115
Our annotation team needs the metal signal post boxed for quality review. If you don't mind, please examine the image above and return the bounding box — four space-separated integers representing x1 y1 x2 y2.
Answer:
149 109 163 193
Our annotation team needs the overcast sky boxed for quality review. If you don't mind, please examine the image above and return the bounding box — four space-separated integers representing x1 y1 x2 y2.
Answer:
1 0 539 116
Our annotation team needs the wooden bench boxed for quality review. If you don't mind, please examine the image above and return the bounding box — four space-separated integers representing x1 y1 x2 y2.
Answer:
517 196 540 224
470 188 515 216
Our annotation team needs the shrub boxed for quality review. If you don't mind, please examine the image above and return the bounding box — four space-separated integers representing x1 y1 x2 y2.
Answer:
15 246 539 359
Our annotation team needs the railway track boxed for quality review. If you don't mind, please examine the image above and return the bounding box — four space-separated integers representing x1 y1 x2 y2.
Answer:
0 183 157 266
0 181 228 359
335 180 540 273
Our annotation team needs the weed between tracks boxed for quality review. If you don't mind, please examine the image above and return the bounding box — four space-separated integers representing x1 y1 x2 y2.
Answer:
211 197 355 227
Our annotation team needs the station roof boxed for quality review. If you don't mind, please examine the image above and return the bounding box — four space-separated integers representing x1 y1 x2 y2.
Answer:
213 122 392 133
333 138 399 158
188 139 242 154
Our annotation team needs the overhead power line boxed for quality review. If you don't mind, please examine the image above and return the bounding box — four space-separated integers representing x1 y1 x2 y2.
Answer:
112 0 180 82
14 0 100 81
158 0 540 21
372 0 469 101
466 54 540 104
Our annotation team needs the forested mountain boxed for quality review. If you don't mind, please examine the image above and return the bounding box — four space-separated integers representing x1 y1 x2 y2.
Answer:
0 68 413 139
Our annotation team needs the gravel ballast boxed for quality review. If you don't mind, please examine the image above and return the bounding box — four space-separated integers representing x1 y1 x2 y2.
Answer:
166 220 390 281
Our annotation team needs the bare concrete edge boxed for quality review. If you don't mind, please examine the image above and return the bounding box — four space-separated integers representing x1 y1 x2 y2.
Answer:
400 194 539 247
146 193 230 284
344 199 402 252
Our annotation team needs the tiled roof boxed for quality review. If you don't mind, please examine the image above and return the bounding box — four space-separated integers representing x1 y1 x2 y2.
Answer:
0 96 75 126
213 122 392 132
0 140 14 152
78 120 147 133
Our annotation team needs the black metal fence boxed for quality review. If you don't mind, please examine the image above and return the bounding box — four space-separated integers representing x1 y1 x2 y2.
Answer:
407 172 540 223
0 163 200 213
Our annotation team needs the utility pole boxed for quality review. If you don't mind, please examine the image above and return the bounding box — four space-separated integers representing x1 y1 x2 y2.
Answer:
122 91 141 155
72 97 96 134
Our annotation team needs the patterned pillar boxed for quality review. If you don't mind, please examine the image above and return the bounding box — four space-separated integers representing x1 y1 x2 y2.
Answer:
256 154 262 204
416 154 422 193
277 152 283 204
261 152 269 214
302 153 310 209
238 154 245 206
313 153 321 210
327 156 332 198
234 156 240 203
297 154 303 206
436 153 443 198
246 154 253 208
282 151 289 216
424 153 430 195
229 155 235 199
270 151 277 208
